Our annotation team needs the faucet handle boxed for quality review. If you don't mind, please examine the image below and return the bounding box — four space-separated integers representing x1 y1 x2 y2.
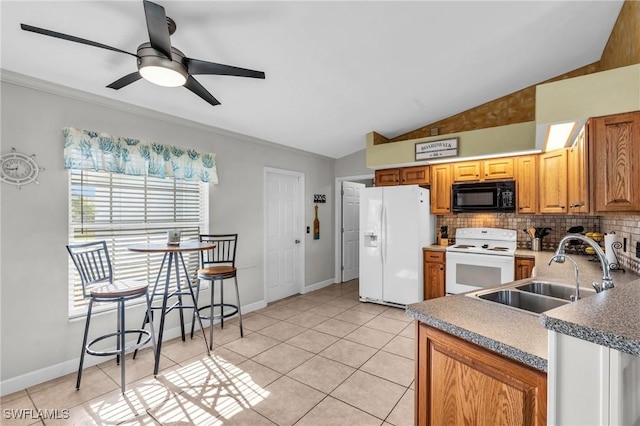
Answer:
592 282 603 293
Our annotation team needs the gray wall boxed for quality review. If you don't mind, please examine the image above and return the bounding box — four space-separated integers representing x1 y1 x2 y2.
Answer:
0 75 337 388
334 149 370 178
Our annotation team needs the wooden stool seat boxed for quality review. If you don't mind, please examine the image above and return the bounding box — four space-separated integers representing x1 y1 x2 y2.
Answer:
90 280 150 299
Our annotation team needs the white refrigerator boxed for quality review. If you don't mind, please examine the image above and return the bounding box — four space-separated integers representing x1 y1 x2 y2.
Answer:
359 185 435 307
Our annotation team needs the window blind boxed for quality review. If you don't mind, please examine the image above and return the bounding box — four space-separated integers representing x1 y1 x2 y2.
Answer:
68 170 209 318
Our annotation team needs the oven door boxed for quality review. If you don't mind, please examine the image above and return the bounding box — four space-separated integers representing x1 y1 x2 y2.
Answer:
445 251 515 294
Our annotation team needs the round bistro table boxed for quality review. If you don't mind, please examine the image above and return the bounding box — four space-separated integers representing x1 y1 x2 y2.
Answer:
128 241 214 375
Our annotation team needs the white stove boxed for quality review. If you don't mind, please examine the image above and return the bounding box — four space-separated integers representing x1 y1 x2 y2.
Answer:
446 228 517 294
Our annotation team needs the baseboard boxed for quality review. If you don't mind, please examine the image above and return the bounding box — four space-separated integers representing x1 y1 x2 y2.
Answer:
302 278 335 294
0 300 267 397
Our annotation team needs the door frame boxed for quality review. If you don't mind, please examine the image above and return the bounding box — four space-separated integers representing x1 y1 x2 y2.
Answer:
334 174 373 282
264 167 305 302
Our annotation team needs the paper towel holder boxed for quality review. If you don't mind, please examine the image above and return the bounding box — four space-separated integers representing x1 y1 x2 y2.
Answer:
606 233 626 273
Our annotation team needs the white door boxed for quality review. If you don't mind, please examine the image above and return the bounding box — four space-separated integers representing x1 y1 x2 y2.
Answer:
264 168 304 302
341 181 364 282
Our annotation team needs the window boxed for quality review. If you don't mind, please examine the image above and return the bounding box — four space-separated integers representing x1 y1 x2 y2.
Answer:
68 170 209 317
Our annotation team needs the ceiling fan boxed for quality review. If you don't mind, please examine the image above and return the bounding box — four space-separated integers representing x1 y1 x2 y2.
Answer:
20 0 265 107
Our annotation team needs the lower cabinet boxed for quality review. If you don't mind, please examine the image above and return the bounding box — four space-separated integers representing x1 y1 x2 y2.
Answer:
423 250 445 299
515 256 535 280
416 323 547 425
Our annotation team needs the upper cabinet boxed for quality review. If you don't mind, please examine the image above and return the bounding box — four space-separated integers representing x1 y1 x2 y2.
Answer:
590 111 640 213
374 168 400 186
452 161 481 182
567 126 590 214
482 157 515 180
430 164 452 215
453 158 514 182
374 165 430 187
538 149 568 214
401 165 431 185
515 155 537 214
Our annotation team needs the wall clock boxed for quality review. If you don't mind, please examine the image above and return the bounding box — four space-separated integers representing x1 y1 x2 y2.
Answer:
1 148 44 189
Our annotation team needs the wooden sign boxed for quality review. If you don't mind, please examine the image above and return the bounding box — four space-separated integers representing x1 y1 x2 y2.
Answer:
415 137 459 160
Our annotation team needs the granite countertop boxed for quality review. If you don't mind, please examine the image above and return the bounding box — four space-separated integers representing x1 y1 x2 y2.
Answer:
407 249 640 372
541 278 640 357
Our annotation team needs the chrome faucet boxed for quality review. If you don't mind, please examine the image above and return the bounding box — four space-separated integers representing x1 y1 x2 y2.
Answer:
550 234 614 293
548 254 581 301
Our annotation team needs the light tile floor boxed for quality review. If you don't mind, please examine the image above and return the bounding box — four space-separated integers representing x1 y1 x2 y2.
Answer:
1 279 416 425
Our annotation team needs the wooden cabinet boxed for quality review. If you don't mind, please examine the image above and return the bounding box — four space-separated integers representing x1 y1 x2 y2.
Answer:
515 155 537 214
401 165 430 185
538 149 568 214
375 168 400 186
416 323 547 426
453 160 481 182
453 158 514 182
590 111 640 213
567 126 590 214
515 256 535 280
375 165 430 187
423 250 445 300
483 157 515 180
430 164 452 214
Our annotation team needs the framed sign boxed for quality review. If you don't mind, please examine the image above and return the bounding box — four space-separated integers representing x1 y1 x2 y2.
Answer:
415 137 459 161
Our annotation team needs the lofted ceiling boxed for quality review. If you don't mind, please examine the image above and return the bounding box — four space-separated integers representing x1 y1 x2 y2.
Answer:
0 1 624 159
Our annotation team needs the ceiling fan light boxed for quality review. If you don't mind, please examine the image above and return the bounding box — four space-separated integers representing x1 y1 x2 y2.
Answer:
139 65 186 87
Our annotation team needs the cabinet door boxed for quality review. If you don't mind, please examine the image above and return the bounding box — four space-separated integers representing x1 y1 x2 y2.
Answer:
423 251 445 300
515 257 535 280
483 157 514 180
375 168 400 186
591 111 640 212
430 164 452 214
401 165 430 185
567 126 590 214
416 324 547 426
453 161 481 182
515 155 537 214
539 149 568 214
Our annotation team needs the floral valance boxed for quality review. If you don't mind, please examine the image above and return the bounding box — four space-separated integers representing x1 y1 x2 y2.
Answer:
62 127 218 183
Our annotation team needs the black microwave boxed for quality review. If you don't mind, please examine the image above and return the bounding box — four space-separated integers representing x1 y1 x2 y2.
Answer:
451 180 516 212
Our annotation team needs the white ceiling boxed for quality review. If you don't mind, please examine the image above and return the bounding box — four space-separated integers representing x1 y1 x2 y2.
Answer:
1 1 624 159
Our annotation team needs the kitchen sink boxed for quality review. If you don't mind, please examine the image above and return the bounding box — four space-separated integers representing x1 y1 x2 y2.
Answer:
476 289 569 314
515 281 595 301
465 279 597 315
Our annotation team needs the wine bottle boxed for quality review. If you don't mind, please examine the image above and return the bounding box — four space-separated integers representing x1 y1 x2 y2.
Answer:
313 205 320 240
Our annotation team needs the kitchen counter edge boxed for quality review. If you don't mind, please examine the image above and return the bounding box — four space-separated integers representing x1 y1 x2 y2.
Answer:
540 276 640 357
406 289 548 372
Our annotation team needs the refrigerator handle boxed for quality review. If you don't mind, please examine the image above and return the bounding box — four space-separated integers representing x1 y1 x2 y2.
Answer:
381 203 386 265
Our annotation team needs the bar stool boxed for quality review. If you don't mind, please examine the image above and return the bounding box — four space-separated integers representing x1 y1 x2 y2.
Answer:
191 234 243 349
67 241 156 394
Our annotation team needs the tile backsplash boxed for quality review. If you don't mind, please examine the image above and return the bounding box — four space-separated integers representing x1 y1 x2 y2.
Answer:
436 213 640 274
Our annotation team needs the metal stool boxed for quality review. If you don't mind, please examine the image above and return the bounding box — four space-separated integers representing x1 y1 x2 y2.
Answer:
67 241 156 394
191 234 243 349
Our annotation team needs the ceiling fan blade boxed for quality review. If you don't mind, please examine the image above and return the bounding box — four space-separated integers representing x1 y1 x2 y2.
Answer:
143 0 173 59
184 76 221 107
107 72 143 90
186 58 266 79
20 24 138 58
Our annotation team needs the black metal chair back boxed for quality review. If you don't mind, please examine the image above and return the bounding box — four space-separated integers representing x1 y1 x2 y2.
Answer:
199 234 238 268
67 240 113 298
